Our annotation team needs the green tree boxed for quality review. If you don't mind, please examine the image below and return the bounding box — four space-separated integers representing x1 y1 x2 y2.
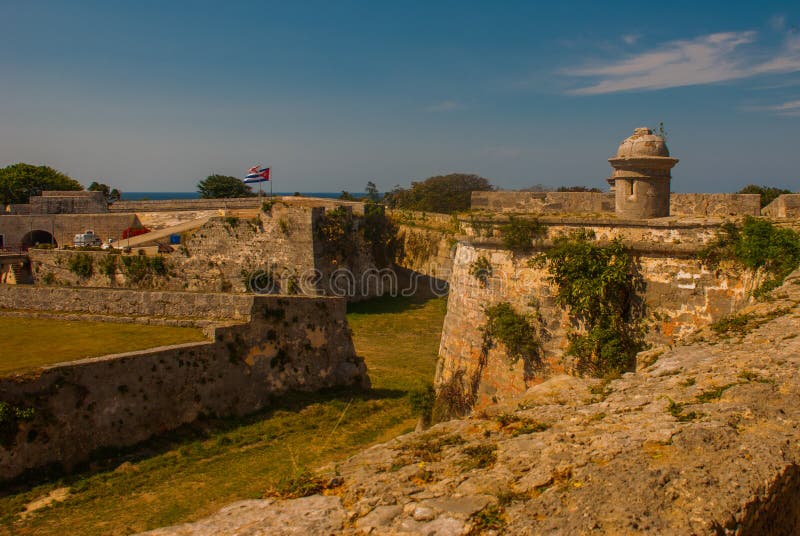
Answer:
365 181 380 202
197 174 255 199
737 184 793 208
88 181 122 202
338 191 357 201
383 173 494 213
0 163 83 205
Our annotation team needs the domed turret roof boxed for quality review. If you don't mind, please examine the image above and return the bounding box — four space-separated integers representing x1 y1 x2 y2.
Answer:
615 127 670 158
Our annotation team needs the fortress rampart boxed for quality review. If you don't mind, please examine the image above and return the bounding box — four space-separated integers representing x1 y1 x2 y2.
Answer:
0 288 367 482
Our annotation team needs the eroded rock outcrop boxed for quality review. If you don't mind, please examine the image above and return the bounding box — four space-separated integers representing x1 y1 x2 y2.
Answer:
146 271 800 535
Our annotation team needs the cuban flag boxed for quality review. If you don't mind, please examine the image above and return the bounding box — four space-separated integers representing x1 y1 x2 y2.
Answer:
244 165 271 183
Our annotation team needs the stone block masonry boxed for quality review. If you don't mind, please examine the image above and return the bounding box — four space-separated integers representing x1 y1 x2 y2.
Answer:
0 285 257 323
471 191 763 217
436 238 760 407
26 203 387 301
763 194 800 218
670 193 761 217
471 191 615 215
0 289 368 482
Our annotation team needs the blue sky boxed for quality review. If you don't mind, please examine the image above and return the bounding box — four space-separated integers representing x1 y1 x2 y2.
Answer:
1 1 798 193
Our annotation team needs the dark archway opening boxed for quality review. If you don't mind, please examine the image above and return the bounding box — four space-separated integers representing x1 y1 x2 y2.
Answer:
21 230 57 249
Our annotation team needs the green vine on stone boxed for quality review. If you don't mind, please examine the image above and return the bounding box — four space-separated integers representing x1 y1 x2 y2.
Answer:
0 402 36 448
698 216 800 297
481 302 545 378
534 230 644 376
68 252 94 279
317 207 356 259
469 256 493 287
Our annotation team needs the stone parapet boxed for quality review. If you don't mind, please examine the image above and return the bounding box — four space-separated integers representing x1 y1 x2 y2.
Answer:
670 193 761 217
763 194 800 218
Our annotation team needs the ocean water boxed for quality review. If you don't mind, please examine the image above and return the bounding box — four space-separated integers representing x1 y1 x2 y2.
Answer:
121 192 365 201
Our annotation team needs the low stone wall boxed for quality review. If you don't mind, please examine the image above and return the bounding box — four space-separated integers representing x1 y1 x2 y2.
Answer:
110 197 262 212
0 285 256 322
460 214 722 247
0 293 367 482
436 241 760 405
763 194 800 218
387 209 457 232
471 191 615 215
109 196 367 214
670 193 761 217
471 191 762 217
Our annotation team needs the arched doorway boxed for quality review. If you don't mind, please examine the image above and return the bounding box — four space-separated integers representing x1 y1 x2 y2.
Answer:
21 230 57 249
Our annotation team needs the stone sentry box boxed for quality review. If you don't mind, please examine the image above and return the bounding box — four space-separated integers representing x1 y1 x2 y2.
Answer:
608 127 679 219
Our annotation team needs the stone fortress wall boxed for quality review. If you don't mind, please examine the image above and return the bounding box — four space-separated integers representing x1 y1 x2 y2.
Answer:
763 193 800 218
436 235 761 406
25 203 385 300
471 191 762 218
0 287 368 482
0 285 257 323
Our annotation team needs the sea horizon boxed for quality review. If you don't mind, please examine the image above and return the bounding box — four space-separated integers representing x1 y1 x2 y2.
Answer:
120 191 367 201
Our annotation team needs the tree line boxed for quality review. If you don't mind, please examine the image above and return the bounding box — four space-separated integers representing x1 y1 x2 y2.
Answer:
0 163 121 205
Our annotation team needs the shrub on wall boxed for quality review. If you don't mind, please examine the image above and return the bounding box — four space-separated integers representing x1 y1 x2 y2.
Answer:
500 217 546 253
481 302 545 376
402 229 439 264
68 253 94 279
699 216 800 296
361 203 399 267
316 207 356 259
97 253 118 281
0 402 36 448
121 255 169 285
534 230 644 376
469 256 493 287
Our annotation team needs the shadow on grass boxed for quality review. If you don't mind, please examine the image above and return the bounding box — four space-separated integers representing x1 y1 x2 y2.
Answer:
0 385 406 496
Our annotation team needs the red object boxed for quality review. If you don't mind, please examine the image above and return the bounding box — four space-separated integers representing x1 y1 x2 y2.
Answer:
259 168 271 180
122 226 150 239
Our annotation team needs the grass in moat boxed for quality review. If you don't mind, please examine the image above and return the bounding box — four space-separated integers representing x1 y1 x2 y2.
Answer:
0 293 447 536
0 318 207 375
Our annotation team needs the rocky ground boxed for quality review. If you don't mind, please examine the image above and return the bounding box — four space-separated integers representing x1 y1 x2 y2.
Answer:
144 271 800 535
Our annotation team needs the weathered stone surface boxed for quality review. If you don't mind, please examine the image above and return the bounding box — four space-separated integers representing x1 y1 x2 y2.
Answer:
470 191 762 218
435 240 760 407
141 496 347 535
26 203 385 300
148 271 800 534
763 194 800 219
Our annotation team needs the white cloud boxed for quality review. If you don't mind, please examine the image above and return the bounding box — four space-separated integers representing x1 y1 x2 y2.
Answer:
426 100 464 112
564 31 800 95
621 34 640 45
745 99 800 116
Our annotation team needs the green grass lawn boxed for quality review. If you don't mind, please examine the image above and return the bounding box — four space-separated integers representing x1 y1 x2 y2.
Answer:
0 318 208 375
0 293 447 536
